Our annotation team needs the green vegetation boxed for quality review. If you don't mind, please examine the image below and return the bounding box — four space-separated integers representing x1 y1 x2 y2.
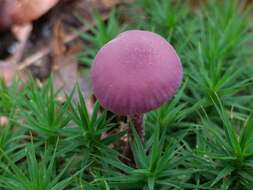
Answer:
0 0 253 189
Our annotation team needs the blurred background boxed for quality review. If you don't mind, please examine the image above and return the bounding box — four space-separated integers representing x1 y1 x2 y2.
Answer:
0 0 221 95
0 0 252 95
0 0 124 97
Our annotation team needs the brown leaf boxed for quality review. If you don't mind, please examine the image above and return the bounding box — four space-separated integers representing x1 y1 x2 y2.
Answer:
51 20 65 70
0 0 60 29
91 0 119 10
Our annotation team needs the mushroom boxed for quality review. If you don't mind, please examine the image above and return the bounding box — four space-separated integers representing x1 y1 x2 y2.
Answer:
0 0 60 29
91 30 183 142
0 0 60 85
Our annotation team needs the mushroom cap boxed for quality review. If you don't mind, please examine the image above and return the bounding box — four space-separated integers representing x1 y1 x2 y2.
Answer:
0 0 59 29
91 30 183 115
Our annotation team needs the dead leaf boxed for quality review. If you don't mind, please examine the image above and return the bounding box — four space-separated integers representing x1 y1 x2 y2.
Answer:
90 0 119 10
100 0 119 9
51 20 65 71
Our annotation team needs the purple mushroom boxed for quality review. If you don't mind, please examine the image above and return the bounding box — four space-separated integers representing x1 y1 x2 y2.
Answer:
91 30 183 142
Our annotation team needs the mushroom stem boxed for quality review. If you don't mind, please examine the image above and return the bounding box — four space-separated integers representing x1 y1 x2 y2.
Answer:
131 114 144 142
122 114 144 163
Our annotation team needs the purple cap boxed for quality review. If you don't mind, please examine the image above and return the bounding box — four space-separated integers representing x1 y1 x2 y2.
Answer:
91 30 183 115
